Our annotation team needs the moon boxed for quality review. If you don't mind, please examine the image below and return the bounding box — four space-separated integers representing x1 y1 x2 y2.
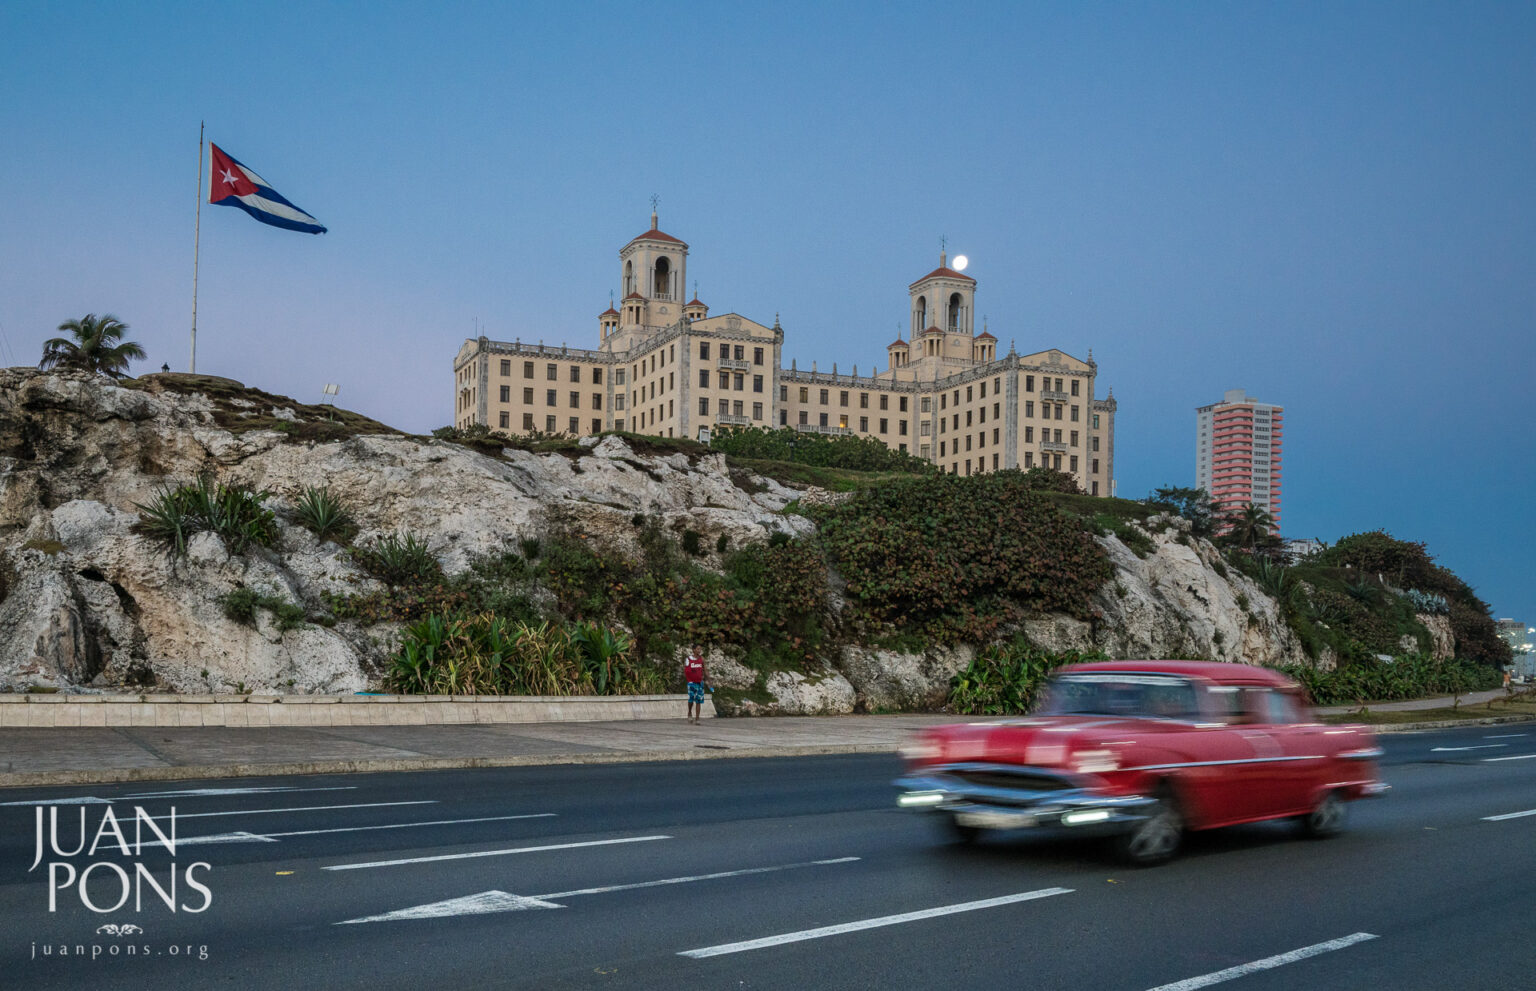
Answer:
952 254 969 271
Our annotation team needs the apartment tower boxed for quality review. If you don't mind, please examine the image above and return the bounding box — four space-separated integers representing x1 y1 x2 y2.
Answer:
1195 389 1283 529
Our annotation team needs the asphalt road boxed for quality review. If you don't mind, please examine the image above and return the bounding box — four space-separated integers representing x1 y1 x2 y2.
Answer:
2 723 1533 990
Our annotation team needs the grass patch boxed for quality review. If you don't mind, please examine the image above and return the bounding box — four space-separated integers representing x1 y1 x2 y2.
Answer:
724 457 916 493
219 587 306 631
131 374 398 443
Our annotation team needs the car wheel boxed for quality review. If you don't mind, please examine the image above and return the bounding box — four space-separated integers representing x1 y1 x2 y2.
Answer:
1116 792 1183 866
1299 790 1347 839
944 815 980 845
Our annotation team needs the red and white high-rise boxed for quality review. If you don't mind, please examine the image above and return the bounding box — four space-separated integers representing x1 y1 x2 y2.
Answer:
1195 389 1283 531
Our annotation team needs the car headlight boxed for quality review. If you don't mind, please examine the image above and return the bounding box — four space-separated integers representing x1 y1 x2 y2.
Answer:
899 738 942 763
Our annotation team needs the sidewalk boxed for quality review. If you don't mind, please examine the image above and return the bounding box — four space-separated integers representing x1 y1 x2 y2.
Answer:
1313 688 1512 716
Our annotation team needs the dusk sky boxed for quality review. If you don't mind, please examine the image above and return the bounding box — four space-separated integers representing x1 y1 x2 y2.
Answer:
2 2 1532 631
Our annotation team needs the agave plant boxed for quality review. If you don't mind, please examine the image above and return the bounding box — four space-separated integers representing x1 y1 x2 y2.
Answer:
293 486 358 544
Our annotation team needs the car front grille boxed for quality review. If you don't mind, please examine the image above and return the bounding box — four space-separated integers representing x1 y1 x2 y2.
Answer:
949 769 1072 792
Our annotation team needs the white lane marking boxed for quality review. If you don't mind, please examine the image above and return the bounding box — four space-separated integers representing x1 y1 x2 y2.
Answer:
323 835 671 871
176 801 435 819
1142 932 1378 991
1484 754 1536 762
1484 734 1528 739
539 856 861 899
0 796 110 806
144 814 557 848
1482 809 1536 821
678 887 1073 959
336 856 860 925
122 786 359 798
1431 745 1506 752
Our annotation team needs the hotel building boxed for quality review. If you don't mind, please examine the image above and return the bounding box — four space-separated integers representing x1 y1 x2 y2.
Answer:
453 213 1117 493
1195 389 1284 529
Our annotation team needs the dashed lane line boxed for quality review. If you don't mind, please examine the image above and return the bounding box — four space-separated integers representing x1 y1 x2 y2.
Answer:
1142 933 1378 991
144 813 558 847
1482 809 1536 822
336 856 861 924
175 800 436 819
1484 754 1536 762
678 887 1073 959
323 834 671 871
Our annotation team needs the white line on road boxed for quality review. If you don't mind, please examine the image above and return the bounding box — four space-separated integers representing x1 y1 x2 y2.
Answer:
678 887 1072 959
144 814 557 848
335 856 860 925
122 786 360 798
1484 754 1536 762
175 801 436 819
1431 745 1506 751
1141 932 1378 991
1484 734 1528 739
1482 809 1536 821
539 856 861 900
323 835 671 871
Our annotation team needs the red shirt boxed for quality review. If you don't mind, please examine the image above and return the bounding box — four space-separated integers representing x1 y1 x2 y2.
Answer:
684 654 705 683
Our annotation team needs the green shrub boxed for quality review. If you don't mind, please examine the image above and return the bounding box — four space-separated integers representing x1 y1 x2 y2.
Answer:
293 486 358 544
133 478 278 557
710 425 934 474
219 587 305 631
681 529 703 556
352 532 441 586
1280 655 1500 706
948 640 1109 715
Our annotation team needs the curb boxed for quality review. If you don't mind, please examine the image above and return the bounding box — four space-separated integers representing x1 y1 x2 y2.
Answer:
0 743 899 790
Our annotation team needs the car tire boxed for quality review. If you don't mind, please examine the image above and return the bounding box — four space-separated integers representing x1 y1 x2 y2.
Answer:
1299 789 1347 839
1115 790 1183 866
944 815 980 845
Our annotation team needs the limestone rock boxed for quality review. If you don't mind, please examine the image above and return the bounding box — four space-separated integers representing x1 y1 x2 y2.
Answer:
836 644 975 712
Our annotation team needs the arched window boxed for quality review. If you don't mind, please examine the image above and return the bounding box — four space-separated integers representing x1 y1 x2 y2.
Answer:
948 293 962 332
624 260 634 296
915 296 927 334
653 257 671 298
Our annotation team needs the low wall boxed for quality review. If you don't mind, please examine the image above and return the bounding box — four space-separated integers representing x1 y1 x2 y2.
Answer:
0 693 704 728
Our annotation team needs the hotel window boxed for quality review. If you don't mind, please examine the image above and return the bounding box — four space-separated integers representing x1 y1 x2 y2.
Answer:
699 398 708 416
859 416 868 431
799 410 807 425
593 394 603 410
615 418 625 431
1025 452 1034 468
593 368 603 384
1092 459 1100 474
1092 481 1099 495
1025 375 1034 392
734 345 744 361
752 402 762 420
899 397 907 412
965 436 972 451
859 393 868 409
940 442 946 457
500 360 511 376
1025 427 1034 442
615 395 626 410
734 401 744 416
592 418 601 434
965 411 973 427
615 369 626 385
1070 455 1079 472
1055 429 1063 443
499 411 509 429
524 361 535 378
899 421 907 436
700 342 711 360
547 363 557 380
920 444 930 458
546 389 556 405
753 375 763 393
523 413 534 430
966 386 973 402
546 415 556 432
880 395 889 410
819 389 829 404
700 369 710 388
922 397 932 413
719 371 729 388
1071 379 1080 396
569 391 579 407
1056 378 1064 392
780 410 787 425
734 373 744 390
569 417 579 434
940 395 946 410
880 418 888 434
1025 401 1034 417
499 385 509 402
523 387 533 404
819 413 828 427
1092 414 1100 429
980 408 986 424
993 403 1000 419
992 454 999 471
569 366 579 383
840 391 849 407
980 382 987 399
780 385 788 401
800 387 809 403
1071 405 1080 422
719 399 729 415
753 347 764 365
1071 430 1079 446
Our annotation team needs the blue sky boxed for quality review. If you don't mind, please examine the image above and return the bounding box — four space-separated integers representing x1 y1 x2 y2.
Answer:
2 2 1532 630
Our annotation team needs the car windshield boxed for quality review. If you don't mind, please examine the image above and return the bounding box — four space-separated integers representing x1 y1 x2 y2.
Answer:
1036 673 1201 720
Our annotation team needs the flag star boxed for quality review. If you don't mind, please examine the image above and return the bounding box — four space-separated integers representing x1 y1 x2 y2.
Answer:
219 168 240 186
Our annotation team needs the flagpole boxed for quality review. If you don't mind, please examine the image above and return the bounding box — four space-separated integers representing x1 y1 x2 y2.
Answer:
191 121 204 374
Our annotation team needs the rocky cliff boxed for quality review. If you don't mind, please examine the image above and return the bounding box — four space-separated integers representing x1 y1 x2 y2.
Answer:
0 370 1342 711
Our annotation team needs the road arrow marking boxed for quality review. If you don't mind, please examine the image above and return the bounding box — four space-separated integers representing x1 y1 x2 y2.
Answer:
1431 745 1506 751
1142 932 1378 991
338 891 564 924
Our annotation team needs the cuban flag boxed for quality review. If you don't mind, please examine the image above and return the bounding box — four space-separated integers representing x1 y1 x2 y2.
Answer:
208 143 327 234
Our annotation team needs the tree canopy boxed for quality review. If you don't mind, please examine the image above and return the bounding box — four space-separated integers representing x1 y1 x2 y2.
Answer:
39 314 146 378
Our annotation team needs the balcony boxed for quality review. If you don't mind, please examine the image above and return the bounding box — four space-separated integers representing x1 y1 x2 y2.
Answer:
796 423 851 436
714 413 750 426
717 358 749 371
1041 389 1070 401
1040 441 1068 453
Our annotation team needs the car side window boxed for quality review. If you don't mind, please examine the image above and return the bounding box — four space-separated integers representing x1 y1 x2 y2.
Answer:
1266 692 1303 724
1204 686 1243 723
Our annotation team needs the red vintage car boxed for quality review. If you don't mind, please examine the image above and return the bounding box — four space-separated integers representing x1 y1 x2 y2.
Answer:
896 660 1387 864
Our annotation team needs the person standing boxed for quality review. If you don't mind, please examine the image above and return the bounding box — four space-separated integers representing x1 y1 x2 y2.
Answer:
684 645 708 724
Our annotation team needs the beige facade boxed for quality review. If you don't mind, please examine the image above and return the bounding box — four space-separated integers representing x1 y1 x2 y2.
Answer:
453 213 1117 495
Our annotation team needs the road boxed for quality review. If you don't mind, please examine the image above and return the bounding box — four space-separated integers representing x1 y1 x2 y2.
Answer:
1 723 1533 990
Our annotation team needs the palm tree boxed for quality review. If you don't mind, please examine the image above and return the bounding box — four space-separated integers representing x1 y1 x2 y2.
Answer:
39 314 146 378
1224 502 1277 553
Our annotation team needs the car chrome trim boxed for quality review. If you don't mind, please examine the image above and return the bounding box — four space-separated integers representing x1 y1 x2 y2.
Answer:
1124 755 1326 772
1338 747 1385 760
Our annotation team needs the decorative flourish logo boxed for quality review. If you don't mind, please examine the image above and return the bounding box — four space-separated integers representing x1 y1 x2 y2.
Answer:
94 924 144 936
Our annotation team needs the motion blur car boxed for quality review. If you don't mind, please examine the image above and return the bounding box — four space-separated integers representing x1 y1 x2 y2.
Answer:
896 660 1387 864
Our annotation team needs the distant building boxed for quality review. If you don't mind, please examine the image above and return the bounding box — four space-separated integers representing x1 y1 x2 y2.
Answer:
1496 619 1534 677
1284 537 1326 561
1195 389 1283 530
453 212 1118 492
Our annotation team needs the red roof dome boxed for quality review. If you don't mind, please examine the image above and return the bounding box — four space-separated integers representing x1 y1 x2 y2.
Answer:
628 228 685 246
623 291 645 301
921 324 944 336
909 266 975 288
600 306 619 317
687 297 706 307
976 331 996 341
888 338 908 348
